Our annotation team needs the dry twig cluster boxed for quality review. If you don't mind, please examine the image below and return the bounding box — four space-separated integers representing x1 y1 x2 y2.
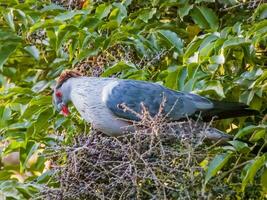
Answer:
51 0 87 10
41 105 224 200
74 44 168 77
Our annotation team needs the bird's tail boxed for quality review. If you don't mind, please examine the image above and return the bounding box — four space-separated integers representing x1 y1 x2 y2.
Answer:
204 127 233 144
204 128 267 154
201 101 259 121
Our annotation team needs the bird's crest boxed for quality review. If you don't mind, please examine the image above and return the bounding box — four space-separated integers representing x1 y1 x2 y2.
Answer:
56 70 82 88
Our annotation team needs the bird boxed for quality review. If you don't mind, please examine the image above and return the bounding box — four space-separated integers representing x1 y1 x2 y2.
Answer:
52 70 259 138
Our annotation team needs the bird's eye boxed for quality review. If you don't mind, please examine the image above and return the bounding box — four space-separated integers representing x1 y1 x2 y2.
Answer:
55 91 62 98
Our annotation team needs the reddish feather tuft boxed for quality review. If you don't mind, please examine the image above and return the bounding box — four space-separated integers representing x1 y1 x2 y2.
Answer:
55 91 62 98
57 70 82 87
61 104 70 116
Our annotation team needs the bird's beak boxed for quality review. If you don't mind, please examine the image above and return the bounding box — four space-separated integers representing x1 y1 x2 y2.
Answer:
60 104 70 116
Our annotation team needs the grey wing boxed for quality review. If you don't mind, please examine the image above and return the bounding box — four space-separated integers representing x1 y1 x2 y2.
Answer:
104 80 213 121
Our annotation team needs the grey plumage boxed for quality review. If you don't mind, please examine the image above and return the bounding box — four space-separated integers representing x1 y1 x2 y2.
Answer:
53 76 258 139
106 79 213 121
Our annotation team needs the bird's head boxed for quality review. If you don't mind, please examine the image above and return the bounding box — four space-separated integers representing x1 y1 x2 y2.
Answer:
53 88 70 116
53 70 82 116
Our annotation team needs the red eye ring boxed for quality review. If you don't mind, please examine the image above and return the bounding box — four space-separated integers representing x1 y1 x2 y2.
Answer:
55 91 62 98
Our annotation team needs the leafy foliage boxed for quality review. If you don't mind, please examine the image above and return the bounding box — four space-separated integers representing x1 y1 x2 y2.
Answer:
0 0 266 199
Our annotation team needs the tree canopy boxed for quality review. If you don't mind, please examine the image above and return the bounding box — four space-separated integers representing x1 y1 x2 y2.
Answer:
0 0 266 199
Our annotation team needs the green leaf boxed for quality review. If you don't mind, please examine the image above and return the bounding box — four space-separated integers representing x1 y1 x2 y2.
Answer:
80 17 100 31
190 6 218 30
0 170 12 180
165 66 187 91
207 64 219 72
242 155 266 191
130 37 146 56
31 80 49 93
36 170 53 184
249 129 266 142
187 63 199 79
3 9 15 31
196 0 215 2
95 3 112 19
250 70 267 88
210 55 225 64
3 141 25 155
0 106 12 121
165 66 180 90
8 87 33 95
73 49 99 65
218 0 238 6
234 125 262 139
183 77 199 92
30 96 52 106
125 70 148 80
205 152 232 184
21 105 41 120
228 140 250 153
41 3 65 12
157 30 183 54
0 30 21 43
202 80 225 98
0 44 18 71
8 122 31 130
109 3 127 25
183 38 203 62
250 20 267 36
29 19 62 33
0 181 25 200
56 24 79 52
222 37 250 49
24 46 40 61
253 3 267 20
261 168 267 192
55 10 86 21
34 108 53 134
178 4 193 20
199 34 219 52
138 8 157 23
102 61 136 77
21 142 39 170
46 29 57 50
